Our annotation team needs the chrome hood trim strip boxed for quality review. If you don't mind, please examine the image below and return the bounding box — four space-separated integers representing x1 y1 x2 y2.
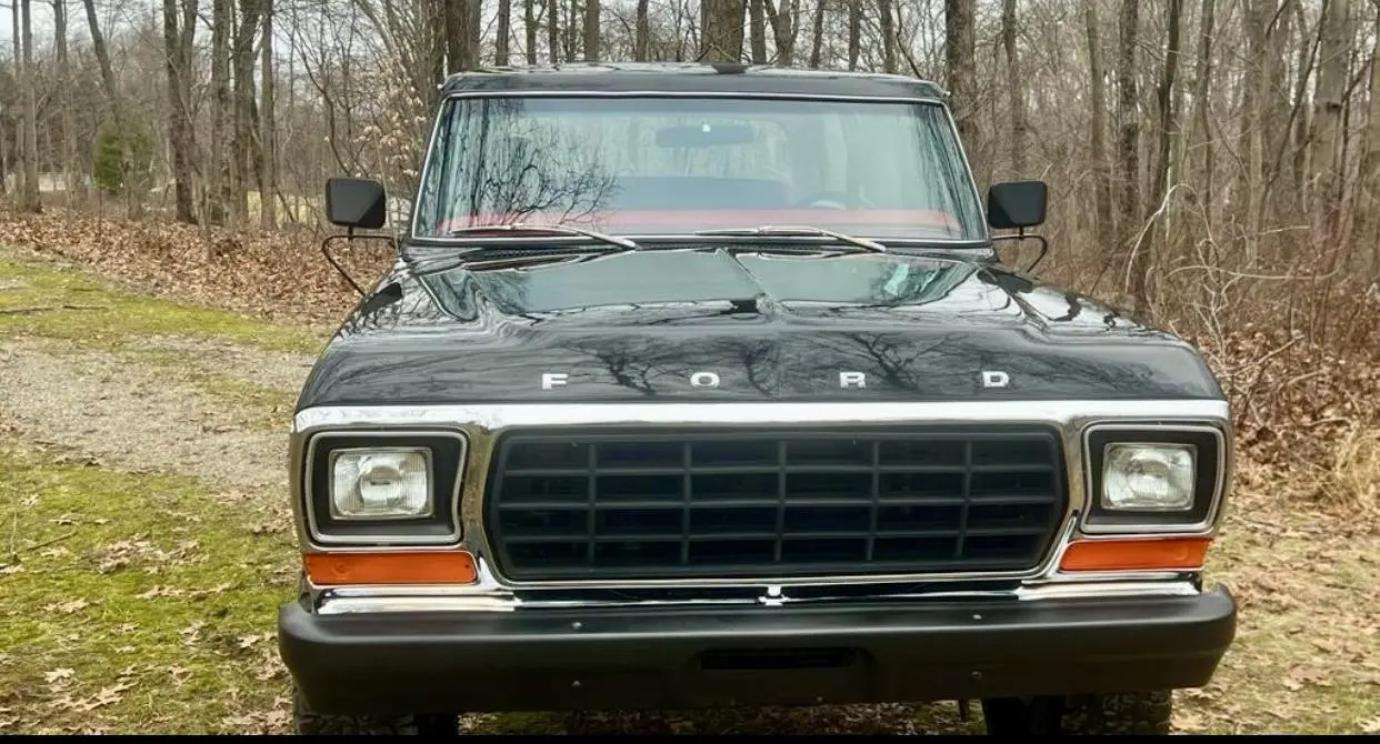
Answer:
295 400 1229 432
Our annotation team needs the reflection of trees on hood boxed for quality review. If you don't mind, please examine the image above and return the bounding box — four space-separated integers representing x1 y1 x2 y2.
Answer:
454 98 618 225
557 333 777 398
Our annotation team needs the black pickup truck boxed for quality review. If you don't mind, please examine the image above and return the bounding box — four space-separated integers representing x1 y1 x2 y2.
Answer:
278 63 1235 735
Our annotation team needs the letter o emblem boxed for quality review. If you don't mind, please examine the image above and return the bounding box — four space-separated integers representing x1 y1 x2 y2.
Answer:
690 371 721 388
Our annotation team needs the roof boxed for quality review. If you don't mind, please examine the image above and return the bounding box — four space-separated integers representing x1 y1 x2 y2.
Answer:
439 62 947 100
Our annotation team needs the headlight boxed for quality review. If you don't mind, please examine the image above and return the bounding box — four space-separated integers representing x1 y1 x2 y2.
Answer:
1101 443 1195 511
1084 425 1225 533
303 431 467 545
330 449 431 519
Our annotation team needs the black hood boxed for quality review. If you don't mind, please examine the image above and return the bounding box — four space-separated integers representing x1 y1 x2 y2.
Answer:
297 248 1222 409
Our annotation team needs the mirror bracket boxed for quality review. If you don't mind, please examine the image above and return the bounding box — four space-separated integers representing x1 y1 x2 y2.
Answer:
991 227 1050 272
321 229 396 297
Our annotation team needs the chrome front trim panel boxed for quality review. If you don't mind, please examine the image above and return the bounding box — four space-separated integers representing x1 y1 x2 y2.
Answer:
312 576 1205 616
290 400 1232 606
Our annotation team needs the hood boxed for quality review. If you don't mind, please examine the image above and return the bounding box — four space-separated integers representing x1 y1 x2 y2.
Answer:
297 248 1223 409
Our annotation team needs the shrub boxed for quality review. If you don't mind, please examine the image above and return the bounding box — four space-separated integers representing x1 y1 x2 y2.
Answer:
92 117 154 197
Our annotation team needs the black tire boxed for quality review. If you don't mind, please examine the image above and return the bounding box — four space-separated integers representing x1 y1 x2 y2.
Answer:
292 686 459 736
981 691 1173 735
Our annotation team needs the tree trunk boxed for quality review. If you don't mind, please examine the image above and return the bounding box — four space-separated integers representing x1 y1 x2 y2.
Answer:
1188 0 1216 228
209 0 231 224
635 0 650 61
1085 0 1114 251
1114 0 1140 271
261 0 277 229
11 0 22 203
750 0 768 63
809 0 825 68
878 0 895 73
525 0 539 63
764 0 797 66
1354 10 1380 253
20 0 39 212
232 0 263 222
54 0 77 199
847 0 860 70
447 0 479 72
945 0 978 162
1001 0 1027 177
1312 0 1351 240
547 0 560 63
702 0 745 62
162 0 199 224
583 0 599 61
498 0 512 64
1135 0 1184 317
81 0 118 106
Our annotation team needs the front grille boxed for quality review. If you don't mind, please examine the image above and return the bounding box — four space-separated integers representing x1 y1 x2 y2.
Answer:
485 429 1066 581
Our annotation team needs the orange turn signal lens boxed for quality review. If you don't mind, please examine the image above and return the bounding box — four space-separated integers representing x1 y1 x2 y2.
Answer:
304 551 478 585
1059 537 1211 572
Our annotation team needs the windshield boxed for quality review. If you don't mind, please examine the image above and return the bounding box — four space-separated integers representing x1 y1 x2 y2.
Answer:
414 96 985 241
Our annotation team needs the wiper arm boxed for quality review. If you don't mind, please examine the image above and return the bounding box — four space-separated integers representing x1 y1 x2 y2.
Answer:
695 225 887 253
448 222 638 250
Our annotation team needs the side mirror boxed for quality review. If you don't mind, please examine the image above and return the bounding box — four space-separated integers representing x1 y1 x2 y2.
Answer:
325 177 387 230
987 180 1047 230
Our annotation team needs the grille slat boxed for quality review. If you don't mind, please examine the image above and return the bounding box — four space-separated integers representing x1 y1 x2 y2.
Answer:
487 429 1065 581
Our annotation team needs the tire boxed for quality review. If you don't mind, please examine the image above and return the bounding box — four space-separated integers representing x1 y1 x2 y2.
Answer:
291 686 459 736
981 691 1173 735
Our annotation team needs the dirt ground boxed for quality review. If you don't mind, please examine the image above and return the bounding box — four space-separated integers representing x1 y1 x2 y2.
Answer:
1 247 1377 733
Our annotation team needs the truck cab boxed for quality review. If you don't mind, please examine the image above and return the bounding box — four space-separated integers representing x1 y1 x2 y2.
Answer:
279 63 1235 735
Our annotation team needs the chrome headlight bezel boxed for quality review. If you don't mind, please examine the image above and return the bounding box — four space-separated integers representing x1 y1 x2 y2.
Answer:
1081 424 1225 535
304 430 467 546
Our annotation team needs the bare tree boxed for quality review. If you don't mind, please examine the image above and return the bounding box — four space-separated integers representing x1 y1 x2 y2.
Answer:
208 0 231 223
81 0 118 105
547 0 560 63
525 0 538 64
163 0 199 224
54 0 76 198
1134 0 1184 316
808 0 826 68
847 0 860 70
231 0 263 221
583 0 599 60
878 0 895 73
1114 0 1140 263
1001 0 1027 177
1188 0 1216 226
1085 0 1114 251
702 0 745 61
945 0 978 159
19 0 38 212
498 0 513 64
764 0 798 65
1312 0 1352 238
750 0 768 63
261 0 277 228
635 0 650 60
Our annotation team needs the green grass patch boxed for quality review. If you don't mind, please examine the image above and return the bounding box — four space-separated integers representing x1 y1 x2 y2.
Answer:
0 253 325 356
0 439 297 733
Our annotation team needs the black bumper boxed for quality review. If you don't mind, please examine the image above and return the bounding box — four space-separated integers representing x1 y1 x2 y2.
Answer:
280 587 1236 715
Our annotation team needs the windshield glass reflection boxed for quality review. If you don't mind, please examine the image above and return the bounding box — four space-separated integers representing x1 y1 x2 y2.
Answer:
415 97 983 240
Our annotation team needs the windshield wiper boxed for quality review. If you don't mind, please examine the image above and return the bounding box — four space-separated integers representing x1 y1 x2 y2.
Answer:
694 225 887 253
448 222 639 250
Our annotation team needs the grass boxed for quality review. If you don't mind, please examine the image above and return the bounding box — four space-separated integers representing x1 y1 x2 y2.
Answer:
0 253 324 356
0 440 297 733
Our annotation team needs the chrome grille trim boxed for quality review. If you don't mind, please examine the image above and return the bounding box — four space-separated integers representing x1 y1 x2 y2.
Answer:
291 399 1232 592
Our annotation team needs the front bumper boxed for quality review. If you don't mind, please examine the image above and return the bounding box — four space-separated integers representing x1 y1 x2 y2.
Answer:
279 586 1236 715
